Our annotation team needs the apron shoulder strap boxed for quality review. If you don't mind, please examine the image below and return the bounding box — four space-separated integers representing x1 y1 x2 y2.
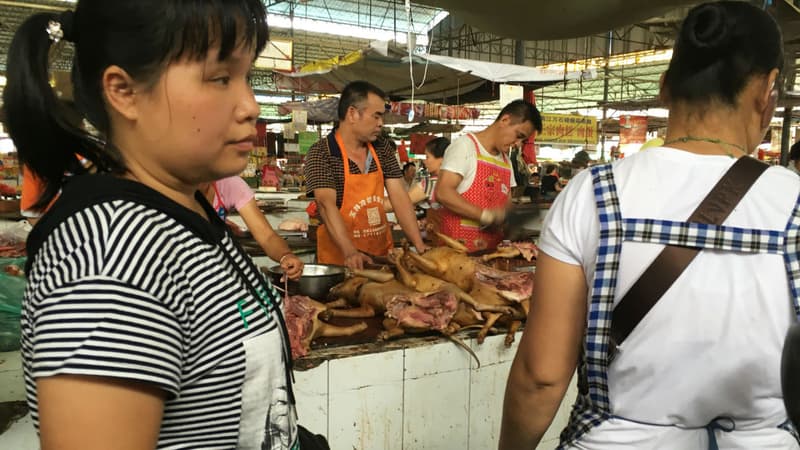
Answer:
609 157 769 360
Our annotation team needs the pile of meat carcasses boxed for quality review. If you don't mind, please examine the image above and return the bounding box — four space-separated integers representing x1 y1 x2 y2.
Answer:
284 233 536 359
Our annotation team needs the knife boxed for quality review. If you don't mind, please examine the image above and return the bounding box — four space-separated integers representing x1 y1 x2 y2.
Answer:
502 204 540 241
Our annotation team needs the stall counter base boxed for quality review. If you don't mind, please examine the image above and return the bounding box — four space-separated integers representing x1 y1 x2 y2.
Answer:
0 335 575 449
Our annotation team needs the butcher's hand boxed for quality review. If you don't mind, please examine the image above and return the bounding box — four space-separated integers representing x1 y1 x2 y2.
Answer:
416 244 430 254
479 208 507 228
344 251 373 270
280 253 304 281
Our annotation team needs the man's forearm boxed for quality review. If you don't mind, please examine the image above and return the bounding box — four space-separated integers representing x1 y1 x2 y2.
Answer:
393 199 426 249
385 185 426 250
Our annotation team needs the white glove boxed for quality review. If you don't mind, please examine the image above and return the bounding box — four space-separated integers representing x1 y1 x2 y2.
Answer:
479 208 507 227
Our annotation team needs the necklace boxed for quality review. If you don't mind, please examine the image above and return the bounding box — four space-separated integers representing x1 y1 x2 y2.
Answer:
663 136 746 159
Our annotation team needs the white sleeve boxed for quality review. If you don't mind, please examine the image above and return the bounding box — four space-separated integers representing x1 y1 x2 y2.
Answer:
537 168 599 268
439 137 477 193
439 137 475 179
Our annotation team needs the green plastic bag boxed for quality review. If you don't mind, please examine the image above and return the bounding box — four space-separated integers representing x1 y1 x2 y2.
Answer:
0 257 26 352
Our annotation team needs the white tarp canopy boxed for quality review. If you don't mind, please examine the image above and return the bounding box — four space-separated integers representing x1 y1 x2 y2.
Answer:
420 53 594 84
273 43 595 104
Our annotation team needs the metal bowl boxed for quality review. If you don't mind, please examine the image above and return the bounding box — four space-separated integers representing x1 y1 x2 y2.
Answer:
266 264 346 301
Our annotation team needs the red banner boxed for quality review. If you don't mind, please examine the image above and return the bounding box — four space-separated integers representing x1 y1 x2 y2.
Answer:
619 115 648 145
389 102 480 121
410 134 435 155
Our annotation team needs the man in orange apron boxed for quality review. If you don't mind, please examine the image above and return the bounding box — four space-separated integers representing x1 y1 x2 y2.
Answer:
434 100 542 252
304 81 427 269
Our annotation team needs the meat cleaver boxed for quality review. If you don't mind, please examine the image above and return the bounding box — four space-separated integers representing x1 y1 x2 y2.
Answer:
501 203 540 241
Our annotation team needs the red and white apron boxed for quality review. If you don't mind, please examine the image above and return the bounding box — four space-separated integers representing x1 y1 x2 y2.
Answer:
437 134 511 252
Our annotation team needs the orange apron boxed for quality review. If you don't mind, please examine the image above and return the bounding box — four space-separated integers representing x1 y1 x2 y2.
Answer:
316 133 393 264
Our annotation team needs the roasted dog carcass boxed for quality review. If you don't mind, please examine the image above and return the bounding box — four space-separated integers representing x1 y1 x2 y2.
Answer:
284 295 368 358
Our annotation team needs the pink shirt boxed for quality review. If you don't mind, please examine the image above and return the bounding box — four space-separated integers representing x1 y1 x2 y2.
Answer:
212 176 254 215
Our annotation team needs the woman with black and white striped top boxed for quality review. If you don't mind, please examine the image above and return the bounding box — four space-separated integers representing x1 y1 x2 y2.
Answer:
5 1 305 449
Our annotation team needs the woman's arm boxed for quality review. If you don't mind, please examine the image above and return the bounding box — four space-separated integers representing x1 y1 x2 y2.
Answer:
385 178 428 252
383 183 427 212
238 199 303 280
38 375 165 450
498 252 587 449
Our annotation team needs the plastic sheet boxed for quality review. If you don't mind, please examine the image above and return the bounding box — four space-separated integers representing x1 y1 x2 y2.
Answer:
0 257 26 351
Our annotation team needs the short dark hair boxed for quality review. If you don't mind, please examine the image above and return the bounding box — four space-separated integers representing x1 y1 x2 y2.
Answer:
791 141 800 162
338 81 386 120
424 137 450 158
495 99 543 133
663 1 783 106
545 164 556 174
402 162 416 173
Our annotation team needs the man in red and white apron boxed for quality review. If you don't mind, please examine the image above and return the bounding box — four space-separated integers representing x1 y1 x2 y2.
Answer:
304 81 427 269
434 100 542 252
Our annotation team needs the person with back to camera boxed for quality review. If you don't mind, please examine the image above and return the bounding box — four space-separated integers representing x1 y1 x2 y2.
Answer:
3 1 327 448
434 100 542 252
499 2 800 449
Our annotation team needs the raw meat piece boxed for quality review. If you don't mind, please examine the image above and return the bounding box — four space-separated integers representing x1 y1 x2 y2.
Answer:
278 219 308 232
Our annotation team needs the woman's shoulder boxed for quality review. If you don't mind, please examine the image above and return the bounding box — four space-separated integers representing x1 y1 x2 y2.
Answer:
28 174 225 274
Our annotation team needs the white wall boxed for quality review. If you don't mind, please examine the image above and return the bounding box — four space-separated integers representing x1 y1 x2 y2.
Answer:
0 334 578 449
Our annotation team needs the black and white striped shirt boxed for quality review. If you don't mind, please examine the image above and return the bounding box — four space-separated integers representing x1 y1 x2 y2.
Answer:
21 174 298 449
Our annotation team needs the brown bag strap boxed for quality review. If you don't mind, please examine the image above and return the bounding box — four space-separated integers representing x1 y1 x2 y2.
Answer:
609 156 769 359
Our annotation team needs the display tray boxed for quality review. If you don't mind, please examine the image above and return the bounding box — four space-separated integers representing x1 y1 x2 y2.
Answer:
0 199 20 215
236 235 315 257
294 317 499 371
258 204 289 214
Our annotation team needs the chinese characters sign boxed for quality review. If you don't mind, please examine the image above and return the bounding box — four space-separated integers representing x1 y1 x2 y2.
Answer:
538 113 598 145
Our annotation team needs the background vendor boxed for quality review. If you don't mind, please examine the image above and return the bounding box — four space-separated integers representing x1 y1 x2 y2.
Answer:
540 164 563 200
402 162 417 190
304 80 427 269
260 155 283 189
434 100 542 252
384 137 450 212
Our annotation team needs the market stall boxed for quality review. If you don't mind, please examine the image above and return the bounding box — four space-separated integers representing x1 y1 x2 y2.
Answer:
0 201 556 449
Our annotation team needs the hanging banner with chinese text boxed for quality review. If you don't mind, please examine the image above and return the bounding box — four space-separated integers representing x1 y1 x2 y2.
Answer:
619 115 648 145
538 113 598 145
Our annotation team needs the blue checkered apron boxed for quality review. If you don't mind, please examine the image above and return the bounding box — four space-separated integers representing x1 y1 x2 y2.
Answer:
558 163 800 449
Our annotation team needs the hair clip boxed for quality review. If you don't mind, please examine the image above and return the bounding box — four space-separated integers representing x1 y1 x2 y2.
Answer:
46 20 64 44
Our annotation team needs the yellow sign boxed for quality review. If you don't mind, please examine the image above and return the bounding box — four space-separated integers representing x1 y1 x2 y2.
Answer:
538 113 598 145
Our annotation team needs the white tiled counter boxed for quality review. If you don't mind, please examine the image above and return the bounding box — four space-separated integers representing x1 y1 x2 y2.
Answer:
0 334 577 450
291 333 577 450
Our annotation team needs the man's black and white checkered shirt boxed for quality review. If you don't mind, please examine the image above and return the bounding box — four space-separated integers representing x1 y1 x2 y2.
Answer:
304 134 402 208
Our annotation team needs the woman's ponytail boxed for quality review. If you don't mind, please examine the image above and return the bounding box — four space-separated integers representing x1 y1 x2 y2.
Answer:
3 11 105 211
